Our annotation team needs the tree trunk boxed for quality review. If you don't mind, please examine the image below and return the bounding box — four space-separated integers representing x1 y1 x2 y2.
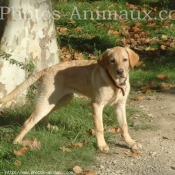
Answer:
0 0 59 105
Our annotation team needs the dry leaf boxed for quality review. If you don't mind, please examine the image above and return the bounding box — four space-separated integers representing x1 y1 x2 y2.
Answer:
85 129 95 136
135 22 142 28
145 46 151 51
69 142 84 148
157 74 169 80
107 126 120 133
21 138 41 150
60 146 71 152
14 160 22 167
128 27 141 33
160 45 166 50
61 54 72 61
125 150 140 158
162 136 171 140
61 46 69 52
30 138 41 150
161 83 172 90
108 29 119 36
68 20 76 24
73 166 83 174
75 27 83 32
69 140 87 148
56 27 68 34
14 147 28 156
141 85 149 92
134 95 144 101
162 35 168 40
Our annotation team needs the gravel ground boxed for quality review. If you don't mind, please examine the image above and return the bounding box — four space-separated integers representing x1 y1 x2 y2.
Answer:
95 90 175 175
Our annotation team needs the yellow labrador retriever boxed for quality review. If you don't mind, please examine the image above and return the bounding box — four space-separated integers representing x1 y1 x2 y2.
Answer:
0 46 142 151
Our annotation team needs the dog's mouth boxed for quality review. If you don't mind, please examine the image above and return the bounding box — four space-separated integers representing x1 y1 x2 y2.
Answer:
114 73 127 79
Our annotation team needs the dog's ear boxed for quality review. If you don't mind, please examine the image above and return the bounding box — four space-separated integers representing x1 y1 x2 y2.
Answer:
97 49 111 70
125 47 139 68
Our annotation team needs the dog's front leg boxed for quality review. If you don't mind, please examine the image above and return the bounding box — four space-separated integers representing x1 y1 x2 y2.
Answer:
114 103 142 151
92 102 109 152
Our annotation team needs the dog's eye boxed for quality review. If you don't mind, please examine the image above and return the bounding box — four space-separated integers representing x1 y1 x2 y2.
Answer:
110 58 115 64
123 58 128 62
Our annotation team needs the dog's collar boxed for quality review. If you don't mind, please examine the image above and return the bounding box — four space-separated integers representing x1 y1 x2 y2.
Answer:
106 69 127 96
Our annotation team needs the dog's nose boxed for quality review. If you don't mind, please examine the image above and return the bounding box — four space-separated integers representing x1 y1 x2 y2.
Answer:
117 68 124 74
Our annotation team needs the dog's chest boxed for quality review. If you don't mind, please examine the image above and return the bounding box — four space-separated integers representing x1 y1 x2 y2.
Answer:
97 86 128 106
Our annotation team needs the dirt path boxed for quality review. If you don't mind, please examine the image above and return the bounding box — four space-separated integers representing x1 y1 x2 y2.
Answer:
96 90 175 175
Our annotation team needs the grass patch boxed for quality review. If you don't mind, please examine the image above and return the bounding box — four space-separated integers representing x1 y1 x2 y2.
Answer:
0 98 149 172
0 99 96 172
130 55 175 86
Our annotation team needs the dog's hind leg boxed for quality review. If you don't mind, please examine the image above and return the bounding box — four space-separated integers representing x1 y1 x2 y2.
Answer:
41 93 74 129
13 93 74 144
13 101 56 144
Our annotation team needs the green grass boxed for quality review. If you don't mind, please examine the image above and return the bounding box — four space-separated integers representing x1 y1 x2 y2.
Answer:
130 56 175 86
0 98 148 173
0 100 95 172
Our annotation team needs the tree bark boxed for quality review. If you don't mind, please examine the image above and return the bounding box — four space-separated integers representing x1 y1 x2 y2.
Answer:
0 0 59 105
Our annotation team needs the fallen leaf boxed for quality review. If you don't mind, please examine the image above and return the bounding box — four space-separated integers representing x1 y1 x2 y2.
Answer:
170 166 175 170
14 147 28 156
125 150 140 158
162 35 168 40
85 129 95 135
157 74 169 80
14 160 22 167
61 54 72 61
145 46 150 51
108 29 120 36
30 138 41 150
126 3 138 10
107 126 120 133
128 27 141 33
160 45 166 50
161 83 172 90
75 27 83 32
148 80 157 89
134 95 144 101
60 146 71 152
73 166 83 174
69 142 84 148
67 20 76 24
162 136 171 140
135 22 142 28
61 46 69 52
21 138 41 150
56 27 68 34
69 140 87 148
145 89 154 94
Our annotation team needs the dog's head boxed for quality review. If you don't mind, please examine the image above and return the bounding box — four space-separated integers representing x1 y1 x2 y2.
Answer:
97 46 139 79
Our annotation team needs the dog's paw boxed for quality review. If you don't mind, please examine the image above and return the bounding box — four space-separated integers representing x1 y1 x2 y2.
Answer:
131 142 142 151
99 144 110 152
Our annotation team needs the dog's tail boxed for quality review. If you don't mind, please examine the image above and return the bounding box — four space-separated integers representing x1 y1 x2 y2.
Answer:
0 68 49 104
